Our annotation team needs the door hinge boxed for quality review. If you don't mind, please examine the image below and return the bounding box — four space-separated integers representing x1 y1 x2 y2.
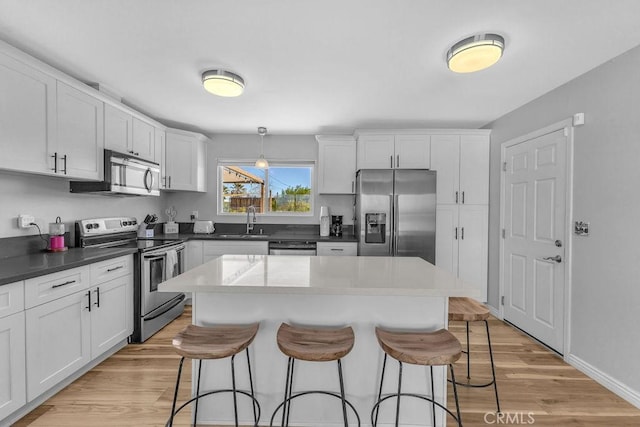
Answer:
501 295 505 305
502 162 507 172
502 228 506 238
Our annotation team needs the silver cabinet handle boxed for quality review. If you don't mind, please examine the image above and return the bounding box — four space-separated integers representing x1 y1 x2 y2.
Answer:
542 255 562 263
52 279 76 289
455 191 459 204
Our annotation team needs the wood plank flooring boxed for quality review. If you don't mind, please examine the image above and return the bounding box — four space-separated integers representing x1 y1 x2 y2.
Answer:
12 306 640 426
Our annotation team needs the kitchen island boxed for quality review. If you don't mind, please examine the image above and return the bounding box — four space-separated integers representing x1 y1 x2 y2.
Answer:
159 255 480 426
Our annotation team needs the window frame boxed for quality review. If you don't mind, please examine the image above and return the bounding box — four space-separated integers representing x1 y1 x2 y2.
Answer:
217 160 315 217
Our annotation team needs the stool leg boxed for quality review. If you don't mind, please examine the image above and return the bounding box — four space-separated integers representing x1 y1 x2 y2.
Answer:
280 357 292 427
395 361 403 427
429 366 436 427
194 359 203 427
246 348 259 426
373 354 388 427
286 358 296 427
466 321 471 380
231 354 239 427
337 359 349 427
449 364 463 427
485 320 501 413
168 356 185 427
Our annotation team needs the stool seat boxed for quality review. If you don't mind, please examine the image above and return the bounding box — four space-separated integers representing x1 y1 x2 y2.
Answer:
449 296 490 322
375 327 462 366
172 323 259 360
277 323 355 362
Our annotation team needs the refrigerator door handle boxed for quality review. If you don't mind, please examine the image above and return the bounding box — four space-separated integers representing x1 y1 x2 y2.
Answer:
393 194 399 256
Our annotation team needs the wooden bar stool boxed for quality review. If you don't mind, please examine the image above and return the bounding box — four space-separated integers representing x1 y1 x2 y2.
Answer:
167 323 261 427
372 327 463 427
449 297 500 413
270 323 361 427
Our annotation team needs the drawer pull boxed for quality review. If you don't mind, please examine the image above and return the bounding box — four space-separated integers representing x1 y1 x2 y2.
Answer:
52 280 76 289
330 248 344 251
107 265 124 272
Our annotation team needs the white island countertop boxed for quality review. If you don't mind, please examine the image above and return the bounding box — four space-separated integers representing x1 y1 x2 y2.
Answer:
159 254 480 298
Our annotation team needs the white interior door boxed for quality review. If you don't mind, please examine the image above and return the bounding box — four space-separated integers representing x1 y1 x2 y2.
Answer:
503 128 567 353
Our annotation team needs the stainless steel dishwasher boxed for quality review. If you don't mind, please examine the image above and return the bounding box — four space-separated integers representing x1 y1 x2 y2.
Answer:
268 240 317 255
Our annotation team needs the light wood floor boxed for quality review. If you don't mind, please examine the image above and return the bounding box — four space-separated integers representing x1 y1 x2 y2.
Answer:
12 306 640 426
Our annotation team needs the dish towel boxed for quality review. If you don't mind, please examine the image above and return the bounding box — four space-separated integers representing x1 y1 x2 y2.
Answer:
165 249 178 279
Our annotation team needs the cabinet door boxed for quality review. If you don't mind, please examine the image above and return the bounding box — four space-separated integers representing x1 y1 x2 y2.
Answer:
165 132 197 191
459 135 490 205
186 241 203 271
90 276 133 359
26 291 91 401
132 117 155 161
430 135 460 204
0 52 56 175
56 82 104 180
154 127 166 188
0 311 26 421
435 205 458 275
458 205 488 301
318 140 356 194
104 103 132 155
357 135 394 169
394 135 430 169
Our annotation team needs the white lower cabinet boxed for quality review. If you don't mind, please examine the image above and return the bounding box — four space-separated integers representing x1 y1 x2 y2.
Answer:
25 289 91 401
316 242 357 256
436 205 488 301
89 276 133 358
0 311 26 420
186 240 204 271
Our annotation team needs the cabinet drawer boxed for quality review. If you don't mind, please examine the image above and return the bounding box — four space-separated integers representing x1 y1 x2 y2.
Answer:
0 281 25 319
91 255 133 285
317 242 358 256
24 266 90 309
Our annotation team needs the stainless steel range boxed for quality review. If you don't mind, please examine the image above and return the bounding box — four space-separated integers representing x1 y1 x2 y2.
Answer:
76 217 186 343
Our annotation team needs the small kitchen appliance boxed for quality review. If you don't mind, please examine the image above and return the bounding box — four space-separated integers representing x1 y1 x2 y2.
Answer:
319 206 330 237
164 206 179 234
193 220 215 234
330 215 343 237
48 216 67 252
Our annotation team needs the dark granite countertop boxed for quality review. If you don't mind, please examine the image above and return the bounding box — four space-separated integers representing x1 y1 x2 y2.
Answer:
142 231 358 243
0 246 137 286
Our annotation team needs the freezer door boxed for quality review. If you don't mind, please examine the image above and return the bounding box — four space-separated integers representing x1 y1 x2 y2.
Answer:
394 170 437 263
356 170 393 256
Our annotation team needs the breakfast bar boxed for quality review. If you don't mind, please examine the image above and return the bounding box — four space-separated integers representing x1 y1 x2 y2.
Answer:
159 255 480 426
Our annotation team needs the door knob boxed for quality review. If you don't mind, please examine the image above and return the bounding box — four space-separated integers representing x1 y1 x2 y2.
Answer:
542 255 562 263
555 239 563 247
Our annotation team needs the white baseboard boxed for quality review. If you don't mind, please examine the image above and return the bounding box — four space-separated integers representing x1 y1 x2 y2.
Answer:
488 304 501 319
567 354 640 409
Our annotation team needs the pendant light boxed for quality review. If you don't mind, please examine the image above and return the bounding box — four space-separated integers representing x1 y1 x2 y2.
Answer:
202 69 245 97
255 127 269 168
447 33 505 73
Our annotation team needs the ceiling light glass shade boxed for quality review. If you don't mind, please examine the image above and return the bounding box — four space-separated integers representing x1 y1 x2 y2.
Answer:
447 34 505 73
202 70 245 97
255 155 269 168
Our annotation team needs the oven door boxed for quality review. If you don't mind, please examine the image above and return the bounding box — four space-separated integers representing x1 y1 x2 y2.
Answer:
141 243 185 317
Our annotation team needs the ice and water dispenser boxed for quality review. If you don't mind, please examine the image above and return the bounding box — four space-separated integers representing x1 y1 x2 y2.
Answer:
365 213 386 243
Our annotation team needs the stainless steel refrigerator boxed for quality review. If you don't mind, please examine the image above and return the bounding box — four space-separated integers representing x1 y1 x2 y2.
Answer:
355 169 436 262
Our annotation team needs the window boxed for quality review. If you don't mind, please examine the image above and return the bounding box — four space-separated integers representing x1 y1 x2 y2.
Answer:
219 162 313 215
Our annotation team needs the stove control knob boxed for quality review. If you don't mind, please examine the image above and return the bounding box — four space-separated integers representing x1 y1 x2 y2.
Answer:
132 220 137 225
85 224 92 229
123 221 129 226
92 223 99 229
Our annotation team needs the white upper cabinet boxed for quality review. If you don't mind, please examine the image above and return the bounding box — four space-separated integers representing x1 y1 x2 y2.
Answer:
316 135 356 194
104 103 132 155
165 128 207 192
356 132 430 170
155 127 166 188
0 51 57 176
56 81 104 180
431 133 489 205
131 117 155 161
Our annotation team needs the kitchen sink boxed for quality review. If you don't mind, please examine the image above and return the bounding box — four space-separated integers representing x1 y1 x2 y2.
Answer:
215 233 270 239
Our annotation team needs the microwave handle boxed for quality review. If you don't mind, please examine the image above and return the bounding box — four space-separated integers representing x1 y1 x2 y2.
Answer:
144 168 152 193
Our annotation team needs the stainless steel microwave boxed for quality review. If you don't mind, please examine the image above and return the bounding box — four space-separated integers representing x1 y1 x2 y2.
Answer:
70 150 160 196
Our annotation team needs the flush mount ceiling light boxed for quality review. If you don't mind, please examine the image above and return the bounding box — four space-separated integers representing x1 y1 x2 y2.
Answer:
447 33 505 73
202 69 245 97
255 127 269 168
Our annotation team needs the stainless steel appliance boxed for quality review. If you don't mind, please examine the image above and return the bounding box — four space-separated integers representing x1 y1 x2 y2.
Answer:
355 169 436 262
76 217 186 343
268 240 317 255
70 150 160 196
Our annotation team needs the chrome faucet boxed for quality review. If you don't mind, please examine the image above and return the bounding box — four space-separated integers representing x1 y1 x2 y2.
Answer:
246 205 257 234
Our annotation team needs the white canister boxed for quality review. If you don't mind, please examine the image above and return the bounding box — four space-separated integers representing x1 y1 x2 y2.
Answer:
319 206 330 237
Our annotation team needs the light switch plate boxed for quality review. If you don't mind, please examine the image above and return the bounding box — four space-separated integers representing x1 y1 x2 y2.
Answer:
575 221 589 236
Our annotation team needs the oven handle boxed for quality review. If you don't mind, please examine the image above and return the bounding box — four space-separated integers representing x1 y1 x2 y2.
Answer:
143 244 186 258
144 294 185 321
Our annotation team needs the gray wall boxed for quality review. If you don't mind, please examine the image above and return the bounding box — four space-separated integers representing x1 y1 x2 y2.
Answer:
0 171 163 238
487 45 640 393
165 134 355 225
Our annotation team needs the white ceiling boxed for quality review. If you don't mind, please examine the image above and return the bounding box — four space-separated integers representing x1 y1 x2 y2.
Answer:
2 0 640 136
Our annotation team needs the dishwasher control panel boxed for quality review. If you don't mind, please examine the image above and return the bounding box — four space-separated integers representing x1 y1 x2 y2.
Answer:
268 240 317 255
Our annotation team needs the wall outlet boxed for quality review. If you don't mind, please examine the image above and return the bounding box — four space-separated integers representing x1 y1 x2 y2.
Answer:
191 211 199 221
18 214 35 228
575 221 589 236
